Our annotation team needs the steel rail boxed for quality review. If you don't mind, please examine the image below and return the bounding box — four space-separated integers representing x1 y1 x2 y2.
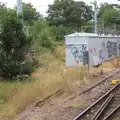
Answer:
91 94 114 120
65 68 120 104
73 83 120 120
104 105 120 120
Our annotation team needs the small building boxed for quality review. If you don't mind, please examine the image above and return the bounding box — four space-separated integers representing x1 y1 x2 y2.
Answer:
65 32 120 67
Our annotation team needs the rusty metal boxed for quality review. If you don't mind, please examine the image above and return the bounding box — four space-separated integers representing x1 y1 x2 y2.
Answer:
64 68 120 104
73 83 120 120
92 94 114 120
104 105 120 120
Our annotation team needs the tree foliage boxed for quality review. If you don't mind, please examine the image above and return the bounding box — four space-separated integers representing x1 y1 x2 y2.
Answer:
0 10 33 78
0 2 7 24
47 0 93 28
52 25 74 42
22 3 42 25
98 3 119 27
29 21 56 52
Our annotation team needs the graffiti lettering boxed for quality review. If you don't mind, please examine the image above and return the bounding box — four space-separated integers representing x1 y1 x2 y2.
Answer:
107 41 117 58
99 42 105 61
99 49 105 61
71 46 80 61
66 44 88 64
66 45 74 50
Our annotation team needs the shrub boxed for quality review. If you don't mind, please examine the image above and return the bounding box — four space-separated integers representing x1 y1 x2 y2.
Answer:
30 21 56 52
52 25 74 42
0 10 33 79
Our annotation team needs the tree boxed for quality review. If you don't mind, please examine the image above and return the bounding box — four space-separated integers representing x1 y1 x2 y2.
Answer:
98 3 119 28
0 10 33 79
52 25 74 42
30 21 56 51
0 2 7 24
0 2 6 8
22 3 42 25
47 0 93 29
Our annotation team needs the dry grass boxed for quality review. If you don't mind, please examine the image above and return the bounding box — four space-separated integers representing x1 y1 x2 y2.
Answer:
0 46 119 119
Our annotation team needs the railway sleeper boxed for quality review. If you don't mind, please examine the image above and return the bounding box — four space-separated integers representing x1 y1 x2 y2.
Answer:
91 94 114 120
73 83 120 120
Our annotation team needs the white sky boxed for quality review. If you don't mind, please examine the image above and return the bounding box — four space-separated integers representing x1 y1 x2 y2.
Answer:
0 0 120 16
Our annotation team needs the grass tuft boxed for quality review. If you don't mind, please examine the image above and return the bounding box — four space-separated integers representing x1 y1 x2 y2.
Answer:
0 46 118 119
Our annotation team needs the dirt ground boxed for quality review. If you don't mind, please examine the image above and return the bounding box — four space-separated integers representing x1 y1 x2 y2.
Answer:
13 68 120 120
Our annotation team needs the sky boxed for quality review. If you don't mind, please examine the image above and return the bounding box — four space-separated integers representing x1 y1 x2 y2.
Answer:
0 0 120 16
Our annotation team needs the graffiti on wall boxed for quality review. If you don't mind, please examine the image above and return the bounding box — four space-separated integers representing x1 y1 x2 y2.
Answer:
118 43 120 55
66 39 120 66
99 42 105 61
89 40 120 60
66 44 88 64
107 41 117 58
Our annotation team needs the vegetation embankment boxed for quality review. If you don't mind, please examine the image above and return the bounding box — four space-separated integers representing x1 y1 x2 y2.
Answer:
0 0 120 119
1 46 120 119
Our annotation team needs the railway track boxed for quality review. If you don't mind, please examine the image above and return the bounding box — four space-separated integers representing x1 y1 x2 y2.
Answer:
65 68 120 103
73 83 120 120
14 69 120 120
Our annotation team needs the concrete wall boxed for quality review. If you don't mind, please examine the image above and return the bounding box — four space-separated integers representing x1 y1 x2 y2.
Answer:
65 34 120 67
65 36 88 66
88 37 120 66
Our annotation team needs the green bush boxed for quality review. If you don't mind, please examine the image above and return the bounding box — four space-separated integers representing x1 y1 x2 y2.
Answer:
52 25 74 42
30 21 56 52
0 10 33 79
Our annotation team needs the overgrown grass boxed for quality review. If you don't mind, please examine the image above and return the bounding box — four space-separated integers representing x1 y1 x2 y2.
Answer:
0 46 119 119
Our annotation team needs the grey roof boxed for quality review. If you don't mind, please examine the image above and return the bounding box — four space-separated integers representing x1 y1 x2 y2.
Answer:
65 32 97 37
65 32 120 38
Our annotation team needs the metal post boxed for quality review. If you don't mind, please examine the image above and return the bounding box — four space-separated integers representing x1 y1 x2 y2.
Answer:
93 0 98 34
102 18 105 34
17 0 22 14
